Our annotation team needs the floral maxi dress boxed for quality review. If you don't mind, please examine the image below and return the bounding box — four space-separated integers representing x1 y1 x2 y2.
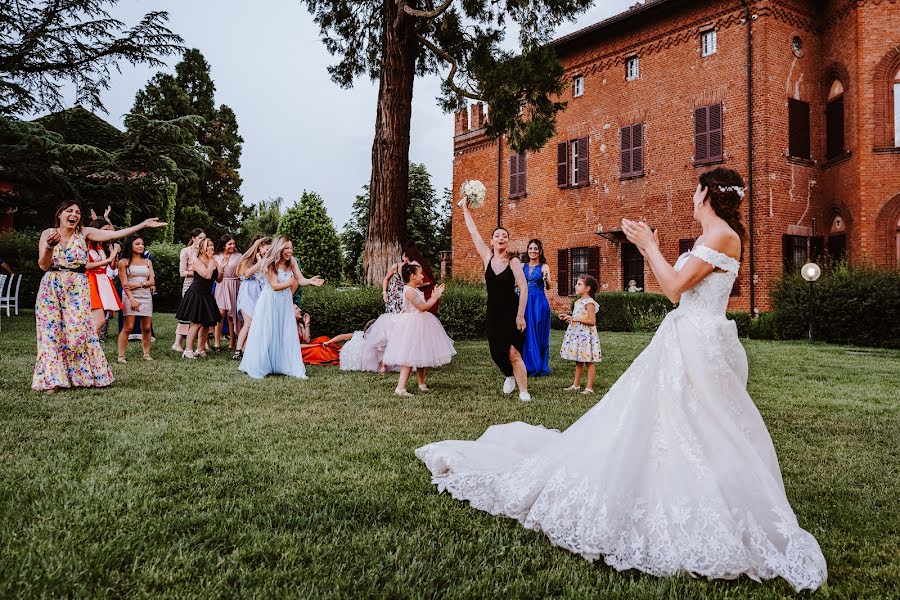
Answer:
559 297 602 363
32 232 114 391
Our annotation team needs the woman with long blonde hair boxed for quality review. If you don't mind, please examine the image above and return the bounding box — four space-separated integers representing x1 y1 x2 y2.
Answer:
232 236 271 360
175 238 223 359
239 236 308 379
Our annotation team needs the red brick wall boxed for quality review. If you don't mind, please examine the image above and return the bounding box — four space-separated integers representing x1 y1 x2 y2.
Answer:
451 0 900 312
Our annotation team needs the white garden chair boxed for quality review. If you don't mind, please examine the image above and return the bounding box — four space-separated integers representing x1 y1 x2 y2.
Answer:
0 273 20 316
0 274 5 331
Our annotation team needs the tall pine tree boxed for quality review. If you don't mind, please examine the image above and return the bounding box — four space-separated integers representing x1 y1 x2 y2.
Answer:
300 0 593 284
132 49 243 241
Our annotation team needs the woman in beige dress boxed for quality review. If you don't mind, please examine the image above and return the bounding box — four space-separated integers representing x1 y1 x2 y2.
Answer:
116 236 156 362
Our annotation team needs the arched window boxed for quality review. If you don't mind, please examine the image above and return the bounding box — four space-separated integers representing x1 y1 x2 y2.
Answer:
894 68 900 146
828 212 847 262
826 79 845 159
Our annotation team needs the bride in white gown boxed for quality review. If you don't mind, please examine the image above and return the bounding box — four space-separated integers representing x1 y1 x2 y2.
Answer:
415 167 827 591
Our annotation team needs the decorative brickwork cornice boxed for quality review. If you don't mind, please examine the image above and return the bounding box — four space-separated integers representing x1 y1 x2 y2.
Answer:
454 131 495 155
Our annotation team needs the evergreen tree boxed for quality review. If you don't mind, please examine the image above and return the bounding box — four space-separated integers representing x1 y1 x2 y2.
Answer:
238 197 284 247
132 49 244 241
0 0 182 116
278 191 343 284
300 0 592 284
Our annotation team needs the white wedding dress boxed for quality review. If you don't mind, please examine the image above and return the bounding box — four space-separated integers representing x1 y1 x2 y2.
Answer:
416 245 827 591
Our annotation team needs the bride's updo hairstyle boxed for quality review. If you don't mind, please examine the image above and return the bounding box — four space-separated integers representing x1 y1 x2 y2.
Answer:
698 167 747 250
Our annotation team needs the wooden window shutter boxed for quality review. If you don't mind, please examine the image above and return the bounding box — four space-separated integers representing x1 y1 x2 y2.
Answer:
694 106 709 162
577 137 589 185
708 103 723 160
631 123 644 174
557 248 570 296
782 234 794 271
826 96 844 160
788 98 810 159
557 142 568 187
508 154 518 198
587 245 600 282
620 126 632 175
517 152 526 197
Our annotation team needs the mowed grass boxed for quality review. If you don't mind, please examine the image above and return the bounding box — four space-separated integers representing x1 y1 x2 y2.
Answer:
0 311 898 599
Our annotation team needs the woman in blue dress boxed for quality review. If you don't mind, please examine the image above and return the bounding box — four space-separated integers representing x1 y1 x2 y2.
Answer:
521 239 552 376
239 236 318 380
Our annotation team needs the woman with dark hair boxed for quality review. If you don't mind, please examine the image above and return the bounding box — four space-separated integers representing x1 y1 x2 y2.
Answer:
457 199 530 401
116 236 156 362
33 200 165 392
416 167 827 591
521 238 551 376
213 234 241 351
85 217 122 338
172 228 205 353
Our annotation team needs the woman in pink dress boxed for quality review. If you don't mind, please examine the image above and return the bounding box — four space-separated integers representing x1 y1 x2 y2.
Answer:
213 234 241 351
33 200 166 393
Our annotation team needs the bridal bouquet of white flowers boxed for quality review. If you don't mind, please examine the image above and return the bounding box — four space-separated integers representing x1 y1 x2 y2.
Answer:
458 179 486 208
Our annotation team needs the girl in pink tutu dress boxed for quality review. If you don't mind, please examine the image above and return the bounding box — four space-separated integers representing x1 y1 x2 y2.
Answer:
382 264 456 397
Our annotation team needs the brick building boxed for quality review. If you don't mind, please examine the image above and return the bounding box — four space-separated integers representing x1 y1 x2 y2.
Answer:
450 0 900 312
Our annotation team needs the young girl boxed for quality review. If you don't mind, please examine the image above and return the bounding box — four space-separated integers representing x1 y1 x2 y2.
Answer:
239 236 311 380
382 263 455 397
176 238 223 359
116 236 156 363
559 274 602 394
233 236 271 360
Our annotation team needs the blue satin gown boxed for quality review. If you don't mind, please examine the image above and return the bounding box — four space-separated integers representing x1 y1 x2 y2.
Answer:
522 263 551 376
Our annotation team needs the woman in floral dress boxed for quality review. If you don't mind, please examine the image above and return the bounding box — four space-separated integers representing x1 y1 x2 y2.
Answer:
33 200 165 393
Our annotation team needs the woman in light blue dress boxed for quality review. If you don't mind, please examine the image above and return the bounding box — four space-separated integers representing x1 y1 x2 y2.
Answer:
233 237 271 360
239 237 310 380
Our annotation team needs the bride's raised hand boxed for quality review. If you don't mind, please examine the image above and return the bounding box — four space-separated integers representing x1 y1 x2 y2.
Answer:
622 219 657 253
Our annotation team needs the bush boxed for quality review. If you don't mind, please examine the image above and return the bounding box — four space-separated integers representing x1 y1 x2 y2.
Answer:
596 292 675 332
146 242 184 312
300 282 489 340
770 262 900 348
0 230 43 308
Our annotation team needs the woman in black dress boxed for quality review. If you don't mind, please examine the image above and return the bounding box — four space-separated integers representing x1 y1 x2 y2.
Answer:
175 238 223 359
461 199 530 401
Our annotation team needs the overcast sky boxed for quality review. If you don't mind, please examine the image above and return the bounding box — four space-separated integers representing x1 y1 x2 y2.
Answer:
34 1 633 229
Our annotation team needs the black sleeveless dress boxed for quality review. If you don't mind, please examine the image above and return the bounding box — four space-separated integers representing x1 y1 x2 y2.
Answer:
485 262 525 376
176 268 221 326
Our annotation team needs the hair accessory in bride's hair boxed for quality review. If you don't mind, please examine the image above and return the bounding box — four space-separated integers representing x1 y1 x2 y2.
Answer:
717 185 745 199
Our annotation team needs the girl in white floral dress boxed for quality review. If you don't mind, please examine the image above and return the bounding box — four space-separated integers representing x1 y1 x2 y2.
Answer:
559 274 602 394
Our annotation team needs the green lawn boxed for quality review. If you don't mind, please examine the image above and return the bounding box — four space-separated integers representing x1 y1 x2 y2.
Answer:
1 311 898 598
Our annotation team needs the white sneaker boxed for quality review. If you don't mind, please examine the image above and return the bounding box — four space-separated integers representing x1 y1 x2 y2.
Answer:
519 391 532 402
502 377 516 394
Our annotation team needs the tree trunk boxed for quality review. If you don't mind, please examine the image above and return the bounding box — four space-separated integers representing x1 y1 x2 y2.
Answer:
363 1 417 285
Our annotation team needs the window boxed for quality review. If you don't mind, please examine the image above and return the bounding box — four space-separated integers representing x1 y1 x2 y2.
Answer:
782 234 824 272
827 213 847 262
508 152 526 199
694 103 723 164
557 137 590 188
557 246 599 296
679 238 695 255
626 56 639 81
701 30 717 56
894 68 900 146
621 243 644 291
620 123 644 178
788 98 811 159
826 80 845 160
573 75 584 98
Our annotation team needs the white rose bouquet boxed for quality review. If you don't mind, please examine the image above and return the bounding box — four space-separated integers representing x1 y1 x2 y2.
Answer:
457 179 486 209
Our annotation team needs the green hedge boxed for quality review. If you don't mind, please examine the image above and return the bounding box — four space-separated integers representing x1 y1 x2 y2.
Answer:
0 230 43 308
769 263 900 348
146 242 183 312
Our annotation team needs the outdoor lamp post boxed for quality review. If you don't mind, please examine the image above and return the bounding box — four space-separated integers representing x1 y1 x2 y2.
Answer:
801 262 821 341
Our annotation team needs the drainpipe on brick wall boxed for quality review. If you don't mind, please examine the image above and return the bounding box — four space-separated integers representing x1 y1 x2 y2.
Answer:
497 136 503 228
743 0 757 315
